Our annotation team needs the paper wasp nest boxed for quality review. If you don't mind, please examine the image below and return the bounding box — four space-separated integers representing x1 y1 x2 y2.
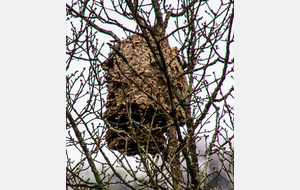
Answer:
103 34 188 156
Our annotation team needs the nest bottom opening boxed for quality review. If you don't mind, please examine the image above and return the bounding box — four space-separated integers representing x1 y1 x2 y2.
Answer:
105 105 168 156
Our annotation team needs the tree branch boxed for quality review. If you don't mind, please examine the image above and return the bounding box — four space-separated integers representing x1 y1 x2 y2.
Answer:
67 4 120 42
66 109 106 190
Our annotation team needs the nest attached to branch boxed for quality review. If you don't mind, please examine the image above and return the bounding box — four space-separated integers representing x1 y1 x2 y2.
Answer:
103 34 188 156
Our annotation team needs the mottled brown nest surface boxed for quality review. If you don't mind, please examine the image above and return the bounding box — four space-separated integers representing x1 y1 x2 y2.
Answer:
103 34 188 156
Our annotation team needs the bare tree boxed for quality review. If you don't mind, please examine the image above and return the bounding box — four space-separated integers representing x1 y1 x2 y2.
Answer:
66 0 234 190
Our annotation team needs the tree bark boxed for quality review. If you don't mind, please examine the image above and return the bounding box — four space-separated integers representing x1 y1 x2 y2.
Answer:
167 122 183 189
